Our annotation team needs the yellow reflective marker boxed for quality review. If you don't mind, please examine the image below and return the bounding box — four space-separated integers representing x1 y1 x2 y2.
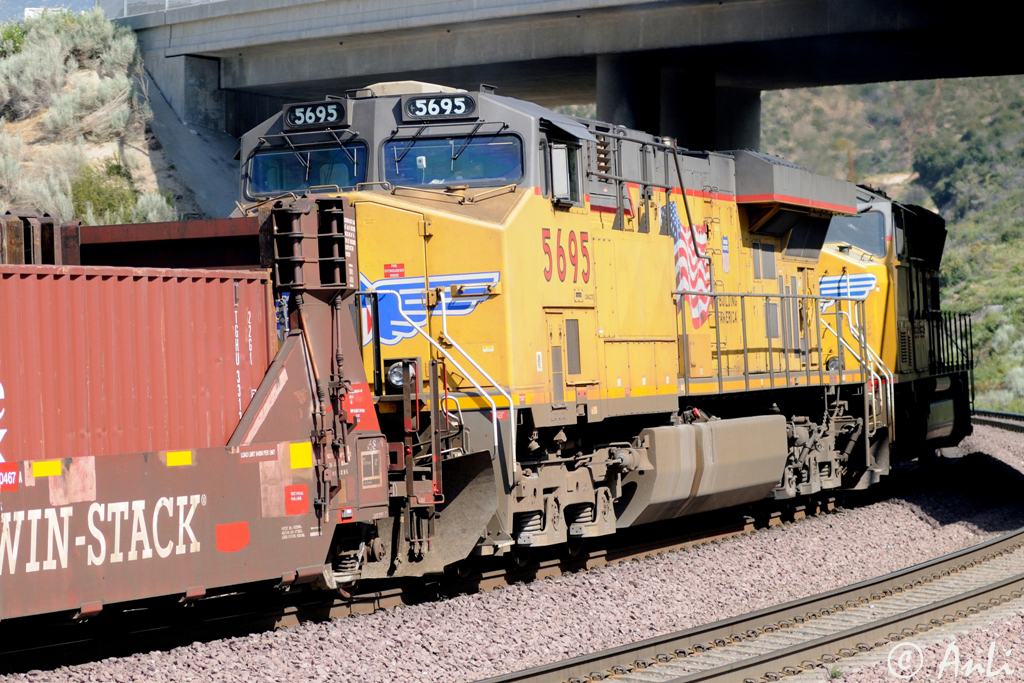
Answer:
166 450 193 467
290 442 313 469
32 460 62 478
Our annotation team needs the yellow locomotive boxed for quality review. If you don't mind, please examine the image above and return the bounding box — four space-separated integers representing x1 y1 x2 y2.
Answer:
238 82 973 578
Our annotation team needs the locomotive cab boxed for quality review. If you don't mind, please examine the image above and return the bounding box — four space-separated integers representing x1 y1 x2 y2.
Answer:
821 187 973 461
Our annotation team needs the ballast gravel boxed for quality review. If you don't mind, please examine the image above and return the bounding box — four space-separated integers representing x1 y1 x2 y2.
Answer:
9 424 1024 683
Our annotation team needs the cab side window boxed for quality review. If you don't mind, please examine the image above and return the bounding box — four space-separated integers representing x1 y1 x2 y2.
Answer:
893 206 906 258
550 142 582 207
752 241 776 280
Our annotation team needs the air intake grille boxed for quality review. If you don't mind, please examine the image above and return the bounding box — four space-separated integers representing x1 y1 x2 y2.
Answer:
899 321 914 368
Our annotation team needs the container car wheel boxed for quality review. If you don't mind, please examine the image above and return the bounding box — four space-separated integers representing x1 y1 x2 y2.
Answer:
512 545 532 568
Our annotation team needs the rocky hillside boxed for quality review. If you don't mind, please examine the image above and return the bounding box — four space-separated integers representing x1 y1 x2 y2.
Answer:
1 9 198 224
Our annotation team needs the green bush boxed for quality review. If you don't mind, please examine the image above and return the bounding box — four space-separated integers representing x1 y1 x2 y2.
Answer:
71 159 136 221
72 157 177 226
0 21 25 58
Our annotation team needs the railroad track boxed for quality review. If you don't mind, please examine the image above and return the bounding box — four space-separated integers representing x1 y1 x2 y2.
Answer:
481 527 1024 683
973 409 1024 433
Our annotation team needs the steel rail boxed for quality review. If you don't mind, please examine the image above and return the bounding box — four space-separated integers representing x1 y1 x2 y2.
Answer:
973 409 1024 433
478 527 1024 683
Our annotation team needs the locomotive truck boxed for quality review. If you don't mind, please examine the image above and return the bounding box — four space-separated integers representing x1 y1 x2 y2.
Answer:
0 81 972 622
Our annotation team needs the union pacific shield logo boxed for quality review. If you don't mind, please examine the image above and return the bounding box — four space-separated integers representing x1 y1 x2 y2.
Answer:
818 273 877 300
360 272 500 346
818 273 877 312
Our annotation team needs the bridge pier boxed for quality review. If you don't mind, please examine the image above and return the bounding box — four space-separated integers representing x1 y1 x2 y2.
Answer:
144 52 226 131
597 54 760 152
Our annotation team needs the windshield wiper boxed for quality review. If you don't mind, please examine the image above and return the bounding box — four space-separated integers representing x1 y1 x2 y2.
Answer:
278 132 310 174
395 125 428 164
451 121 485 163
327 130 359 173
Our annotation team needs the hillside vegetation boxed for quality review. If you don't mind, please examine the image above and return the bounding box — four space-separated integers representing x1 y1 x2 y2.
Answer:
761 78 1024 411
0 9 182 224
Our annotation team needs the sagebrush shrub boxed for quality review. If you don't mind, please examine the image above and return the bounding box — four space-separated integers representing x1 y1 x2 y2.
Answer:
991 324 1016 352
130 192 177 223
0 121 22 202
101 32 137 77
2 11 173 226
1 9 141 122
43 73 132 139
0 34 73 118
30 166 74 222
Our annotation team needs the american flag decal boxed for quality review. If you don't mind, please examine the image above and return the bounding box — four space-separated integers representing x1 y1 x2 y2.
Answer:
664 202 711 329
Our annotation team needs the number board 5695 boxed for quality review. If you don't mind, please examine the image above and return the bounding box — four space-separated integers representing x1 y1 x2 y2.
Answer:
401 93 477 122
283 100 347 130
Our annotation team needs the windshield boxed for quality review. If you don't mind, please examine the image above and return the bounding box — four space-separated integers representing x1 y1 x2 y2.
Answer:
382 134 523 188
825 211 887 257
249 144 367 197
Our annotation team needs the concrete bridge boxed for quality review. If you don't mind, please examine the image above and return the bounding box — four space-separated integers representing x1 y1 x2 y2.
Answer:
116 0 1022 151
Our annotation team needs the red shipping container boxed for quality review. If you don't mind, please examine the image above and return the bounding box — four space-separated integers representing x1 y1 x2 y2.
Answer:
0 265 276 462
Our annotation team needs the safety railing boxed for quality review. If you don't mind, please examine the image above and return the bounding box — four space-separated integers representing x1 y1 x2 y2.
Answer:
674 289 871 397
360 288 514 481
846 304 895 437
98 0 225 18
929 311 973 375
822 311 889 437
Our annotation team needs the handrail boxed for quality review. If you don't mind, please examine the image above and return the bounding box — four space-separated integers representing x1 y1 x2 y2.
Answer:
675 289 867 301
437 293 517 471
821 314 883 437
931 311 972 371
849 303 895 437
675 289 871 395
370 288 503 466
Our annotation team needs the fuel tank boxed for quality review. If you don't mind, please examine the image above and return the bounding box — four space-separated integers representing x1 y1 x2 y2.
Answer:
616 415 788 527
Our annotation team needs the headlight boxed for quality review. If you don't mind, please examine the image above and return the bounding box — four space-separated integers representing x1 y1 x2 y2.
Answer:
825 357 841 372
387 362 415 388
